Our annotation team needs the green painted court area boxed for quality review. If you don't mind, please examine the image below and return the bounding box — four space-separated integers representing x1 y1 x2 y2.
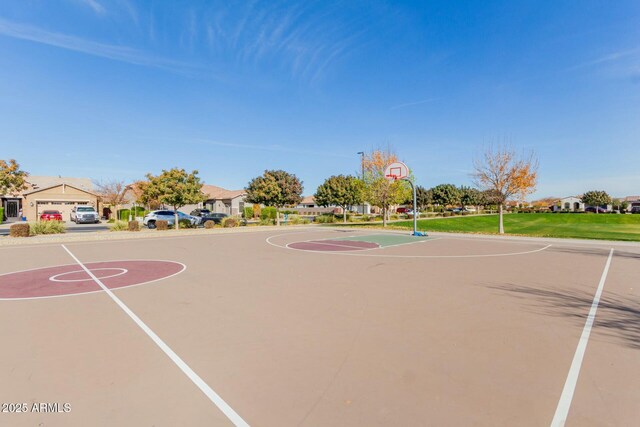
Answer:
332 233 435 247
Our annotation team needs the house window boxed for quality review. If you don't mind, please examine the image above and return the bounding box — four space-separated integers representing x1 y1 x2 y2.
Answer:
564 202 570 209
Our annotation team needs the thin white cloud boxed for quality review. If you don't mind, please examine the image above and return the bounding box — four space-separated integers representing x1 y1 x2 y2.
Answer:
0 17 199 75
77 0 106 15
390 97 440 111
567 47 640 71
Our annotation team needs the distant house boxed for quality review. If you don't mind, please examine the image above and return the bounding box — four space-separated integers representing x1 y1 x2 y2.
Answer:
297 196 317 208
1 175 100 222
201 185 249 216
625 196 640 210
552 196 585 212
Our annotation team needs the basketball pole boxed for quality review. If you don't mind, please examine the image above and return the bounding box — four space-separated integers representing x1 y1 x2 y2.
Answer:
402 177 418 236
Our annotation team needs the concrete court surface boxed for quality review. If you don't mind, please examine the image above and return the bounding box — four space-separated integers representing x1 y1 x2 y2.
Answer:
0 228 638 426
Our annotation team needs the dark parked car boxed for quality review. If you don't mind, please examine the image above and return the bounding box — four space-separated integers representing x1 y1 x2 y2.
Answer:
190 208 212 217
585 206 607 213
40 210 63 221
199 212 228 225
631 206 640 214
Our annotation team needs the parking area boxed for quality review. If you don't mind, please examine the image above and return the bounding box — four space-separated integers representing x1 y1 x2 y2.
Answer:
0 228 638 426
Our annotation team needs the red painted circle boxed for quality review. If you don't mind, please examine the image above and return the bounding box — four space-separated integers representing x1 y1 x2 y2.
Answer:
288 240 379 252
0 260 185 299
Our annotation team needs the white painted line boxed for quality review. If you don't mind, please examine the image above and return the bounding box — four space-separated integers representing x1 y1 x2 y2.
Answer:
49 267 128 282
60 245 249 427
550 248 614 427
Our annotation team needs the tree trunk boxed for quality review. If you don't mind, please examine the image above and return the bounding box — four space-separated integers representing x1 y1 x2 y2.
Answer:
276 207 280 226
175 209 179 230
498 204 504 234
382 206 387 227
343 207 347 223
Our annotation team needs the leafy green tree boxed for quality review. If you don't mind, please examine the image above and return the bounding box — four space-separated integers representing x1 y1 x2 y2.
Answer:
460 186 482 211
143 168 206 229
581 190 612 213
245 170 303 226
314 175 364 223
431 184 461 210
0 159 28 195
415 186 433 211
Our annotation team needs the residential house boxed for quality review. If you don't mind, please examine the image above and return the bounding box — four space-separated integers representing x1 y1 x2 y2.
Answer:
1 176 100 222
297 196 317 208
201 185 249 216
625 196 640 210
551 196 585 212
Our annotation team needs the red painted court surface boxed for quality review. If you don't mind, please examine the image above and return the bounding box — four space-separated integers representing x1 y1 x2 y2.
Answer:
0 260 185 299
0 228 639 427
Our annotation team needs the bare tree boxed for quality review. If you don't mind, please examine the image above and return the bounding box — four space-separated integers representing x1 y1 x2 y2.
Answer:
472 145 538 234
94 180 128 221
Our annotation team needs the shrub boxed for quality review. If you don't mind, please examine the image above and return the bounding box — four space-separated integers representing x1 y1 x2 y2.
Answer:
118 207 146 220
361 214 370 222
128 221 140 232
389 214 398 220
178 219 197 229
156 220 169 230
222 217 238 228
287 214 311 225
29 221 66 235
204 220 215 229
261 206 277 220
315 214 335 223
443 212 453 217
0 207 4 223
252 204 261 219
109 221 129 232
259 218 274 226
9 223 30 237
243 206 253 219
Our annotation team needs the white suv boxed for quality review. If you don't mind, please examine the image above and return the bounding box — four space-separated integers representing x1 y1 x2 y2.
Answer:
142 210 199 228
70 206 100 224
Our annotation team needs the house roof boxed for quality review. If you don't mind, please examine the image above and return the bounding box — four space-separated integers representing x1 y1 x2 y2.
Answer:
624 196 640 202
201 185 246 200
22 183 99 197
300 195 315 204
25 176 94 193
123 183 145 202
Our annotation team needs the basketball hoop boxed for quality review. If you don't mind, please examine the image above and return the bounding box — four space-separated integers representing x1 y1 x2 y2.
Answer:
383 160 424 237
384 161 409 181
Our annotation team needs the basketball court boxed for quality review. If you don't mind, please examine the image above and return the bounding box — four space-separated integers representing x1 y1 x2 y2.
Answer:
0 227 638 426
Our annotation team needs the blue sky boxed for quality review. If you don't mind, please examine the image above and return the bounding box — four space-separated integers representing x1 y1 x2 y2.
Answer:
1 1 639 198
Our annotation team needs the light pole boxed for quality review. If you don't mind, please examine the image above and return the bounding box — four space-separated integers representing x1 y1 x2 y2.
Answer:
357 151 365 215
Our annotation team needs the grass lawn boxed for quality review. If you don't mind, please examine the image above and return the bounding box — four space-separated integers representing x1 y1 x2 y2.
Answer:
365 213 640 241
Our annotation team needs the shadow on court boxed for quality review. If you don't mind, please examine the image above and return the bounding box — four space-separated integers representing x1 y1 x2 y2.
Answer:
549 246 640 260
489 283 640 350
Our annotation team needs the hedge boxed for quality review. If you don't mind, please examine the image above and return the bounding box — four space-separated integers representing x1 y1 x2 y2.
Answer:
118 207 147 221
261 206 277 220
0 207 4 223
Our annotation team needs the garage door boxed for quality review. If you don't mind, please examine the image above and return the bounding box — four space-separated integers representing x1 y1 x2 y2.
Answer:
37 201 89 221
